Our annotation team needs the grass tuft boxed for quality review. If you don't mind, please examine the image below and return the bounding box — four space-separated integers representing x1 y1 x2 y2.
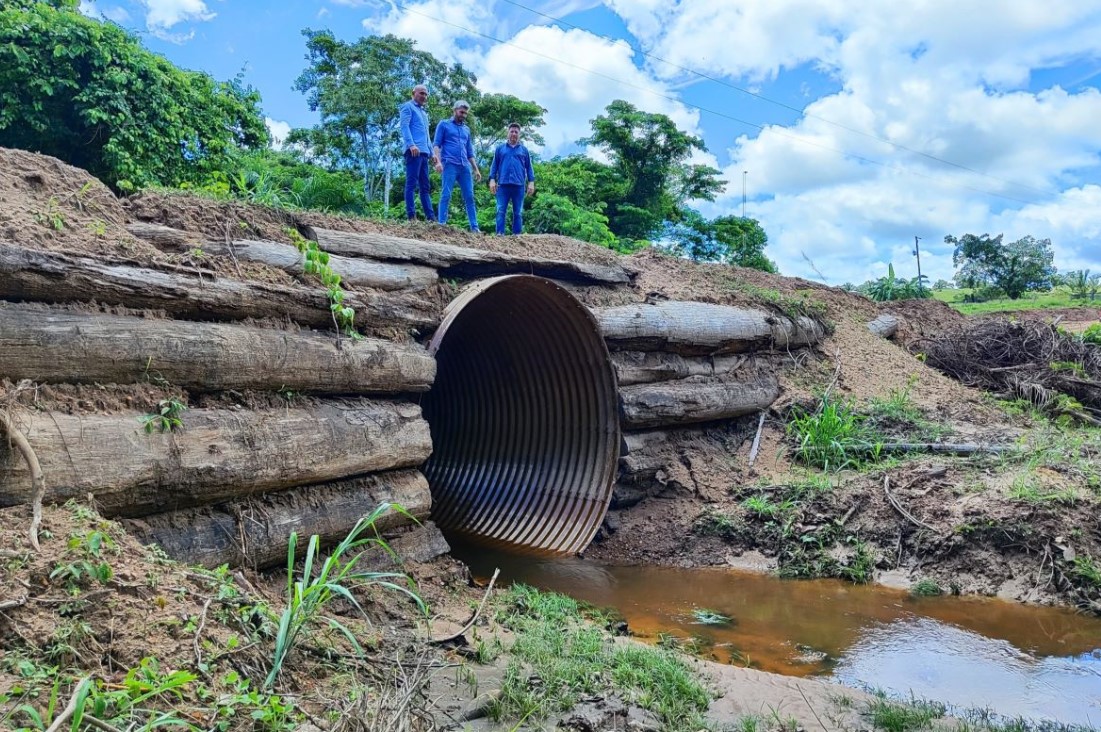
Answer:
491 584 710 731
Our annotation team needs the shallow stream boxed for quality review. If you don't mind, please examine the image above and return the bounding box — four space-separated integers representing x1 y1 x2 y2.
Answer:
455 546 1101 726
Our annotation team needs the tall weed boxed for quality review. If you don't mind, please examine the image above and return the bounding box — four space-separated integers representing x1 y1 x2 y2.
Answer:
266 503 426 688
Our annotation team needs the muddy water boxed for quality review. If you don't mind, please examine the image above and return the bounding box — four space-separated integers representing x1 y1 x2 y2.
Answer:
455 547 1101 726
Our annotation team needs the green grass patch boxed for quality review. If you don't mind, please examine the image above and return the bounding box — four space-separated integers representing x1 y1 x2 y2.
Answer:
909 579 944 597
724 280 832 327
491 584 710 730
787 398 880 471
867 696 946 732
933 288 1087 315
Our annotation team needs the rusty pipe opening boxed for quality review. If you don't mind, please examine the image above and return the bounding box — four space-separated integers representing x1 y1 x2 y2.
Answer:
422 276 620 555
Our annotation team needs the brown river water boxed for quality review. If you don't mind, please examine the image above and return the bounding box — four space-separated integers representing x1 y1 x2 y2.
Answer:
454 546 1101 726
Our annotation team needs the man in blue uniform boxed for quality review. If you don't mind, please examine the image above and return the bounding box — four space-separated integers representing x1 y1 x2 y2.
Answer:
432 100 482 232
398 84 435 221
488 123 536 235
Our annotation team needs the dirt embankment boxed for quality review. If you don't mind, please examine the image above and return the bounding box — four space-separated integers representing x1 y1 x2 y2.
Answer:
3 146 1099 615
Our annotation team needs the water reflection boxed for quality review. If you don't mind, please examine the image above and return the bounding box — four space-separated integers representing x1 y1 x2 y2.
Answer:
454 544 1101 725
833 619 1101 725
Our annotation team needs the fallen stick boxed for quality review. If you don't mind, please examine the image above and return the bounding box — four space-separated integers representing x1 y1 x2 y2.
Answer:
429 568 500 645
0 596 27 611
854 442 1012 456
883 475 938 532
747 412 767 469
0 411 45 550
44 677 92 732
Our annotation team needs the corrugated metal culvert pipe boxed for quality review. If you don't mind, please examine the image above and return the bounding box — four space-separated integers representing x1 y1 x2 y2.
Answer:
423 275 620 555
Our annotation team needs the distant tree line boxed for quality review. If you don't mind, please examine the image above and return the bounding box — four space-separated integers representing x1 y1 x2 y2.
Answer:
0 4 776 270
849 234 1064 303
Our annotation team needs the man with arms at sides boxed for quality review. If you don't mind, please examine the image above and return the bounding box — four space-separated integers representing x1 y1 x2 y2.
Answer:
488 123 536 236
432 100 482 232
398 84 435 221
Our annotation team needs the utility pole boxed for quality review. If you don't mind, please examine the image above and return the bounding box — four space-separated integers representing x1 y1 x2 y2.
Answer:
742 171 747 219
913 235 924 295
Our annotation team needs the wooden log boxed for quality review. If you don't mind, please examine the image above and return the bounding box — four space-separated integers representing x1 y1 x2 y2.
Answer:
123 470 433 569
867 314 900 339
0 301 436 394
595 302 825 355
619 376 779 429
308 227 632 285
0 400 432 517
611 351 747 386
0 242 436 333
125 223 439 292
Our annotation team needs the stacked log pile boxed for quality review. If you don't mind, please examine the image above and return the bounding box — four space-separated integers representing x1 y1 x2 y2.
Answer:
594 301 825 496
2 194 832 562
1 220 634 568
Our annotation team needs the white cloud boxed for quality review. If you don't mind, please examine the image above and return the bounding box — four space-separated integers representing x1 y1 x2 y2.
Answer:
265 118 292 148
364 0 493 64
612 0 1101 280
139 0 215 30
477 25 707 156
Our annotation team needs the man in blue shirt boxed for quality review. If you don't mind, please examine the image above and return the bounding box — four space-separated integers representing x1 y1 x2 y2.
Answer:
432 100 482 232
488 123 536 235
398 84 435 221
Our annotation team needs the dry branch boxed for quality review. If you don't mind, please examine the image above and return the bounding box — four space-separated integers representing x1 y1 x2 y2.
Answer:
0 400 432 517
595 301 825 355
429 567 500 644
921 319 1101 414
747 412 767 469
883 475 938 532
0 411 45 550
0 301 436 394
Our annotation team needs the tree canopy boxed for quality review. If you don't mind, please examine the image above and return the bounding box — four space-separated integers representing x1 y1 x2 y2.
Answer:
947 232 1056 299
0 1 268 190
581 100 725 242
0 9 777 272
665 211 777 271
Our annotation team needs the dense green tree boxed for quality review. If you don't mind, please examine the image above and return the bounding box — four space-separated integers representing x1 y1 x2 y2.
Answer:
582 100 725 241
947 232 1056 299
0 2 268 189
470 93 546 162
665 211 776 271
290 30 478 209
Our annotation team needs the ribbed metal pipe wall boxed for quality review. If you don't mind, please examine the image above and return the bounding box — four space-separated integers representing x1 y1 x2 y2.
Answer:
422 276 620 555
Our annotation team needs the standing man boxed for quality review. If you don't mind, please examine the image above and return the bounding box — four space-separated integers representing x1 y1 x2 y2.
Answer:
432 100 481 232
488 123 536 235
399 84 435 221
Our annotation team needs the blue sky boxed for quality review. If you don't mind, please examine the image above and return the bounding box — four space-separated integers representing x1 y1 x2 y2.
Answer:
80 0 1101 283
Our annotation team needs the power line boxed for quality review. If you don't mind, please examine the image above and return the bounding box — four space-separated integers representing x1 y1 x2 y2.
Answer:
391 0 1041 206
499 0 1053 199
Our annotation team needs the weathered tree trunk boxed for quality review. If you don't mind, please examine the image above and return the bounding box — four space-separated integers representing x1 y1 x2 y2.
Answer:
308 227 633 285
124 224 439 292
595 302 825 355
867 314 900 339
0 400 432 517
123 469 434 569
611 352 747 386
0 302 435 394
619 376 779 429
0 243 436 333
